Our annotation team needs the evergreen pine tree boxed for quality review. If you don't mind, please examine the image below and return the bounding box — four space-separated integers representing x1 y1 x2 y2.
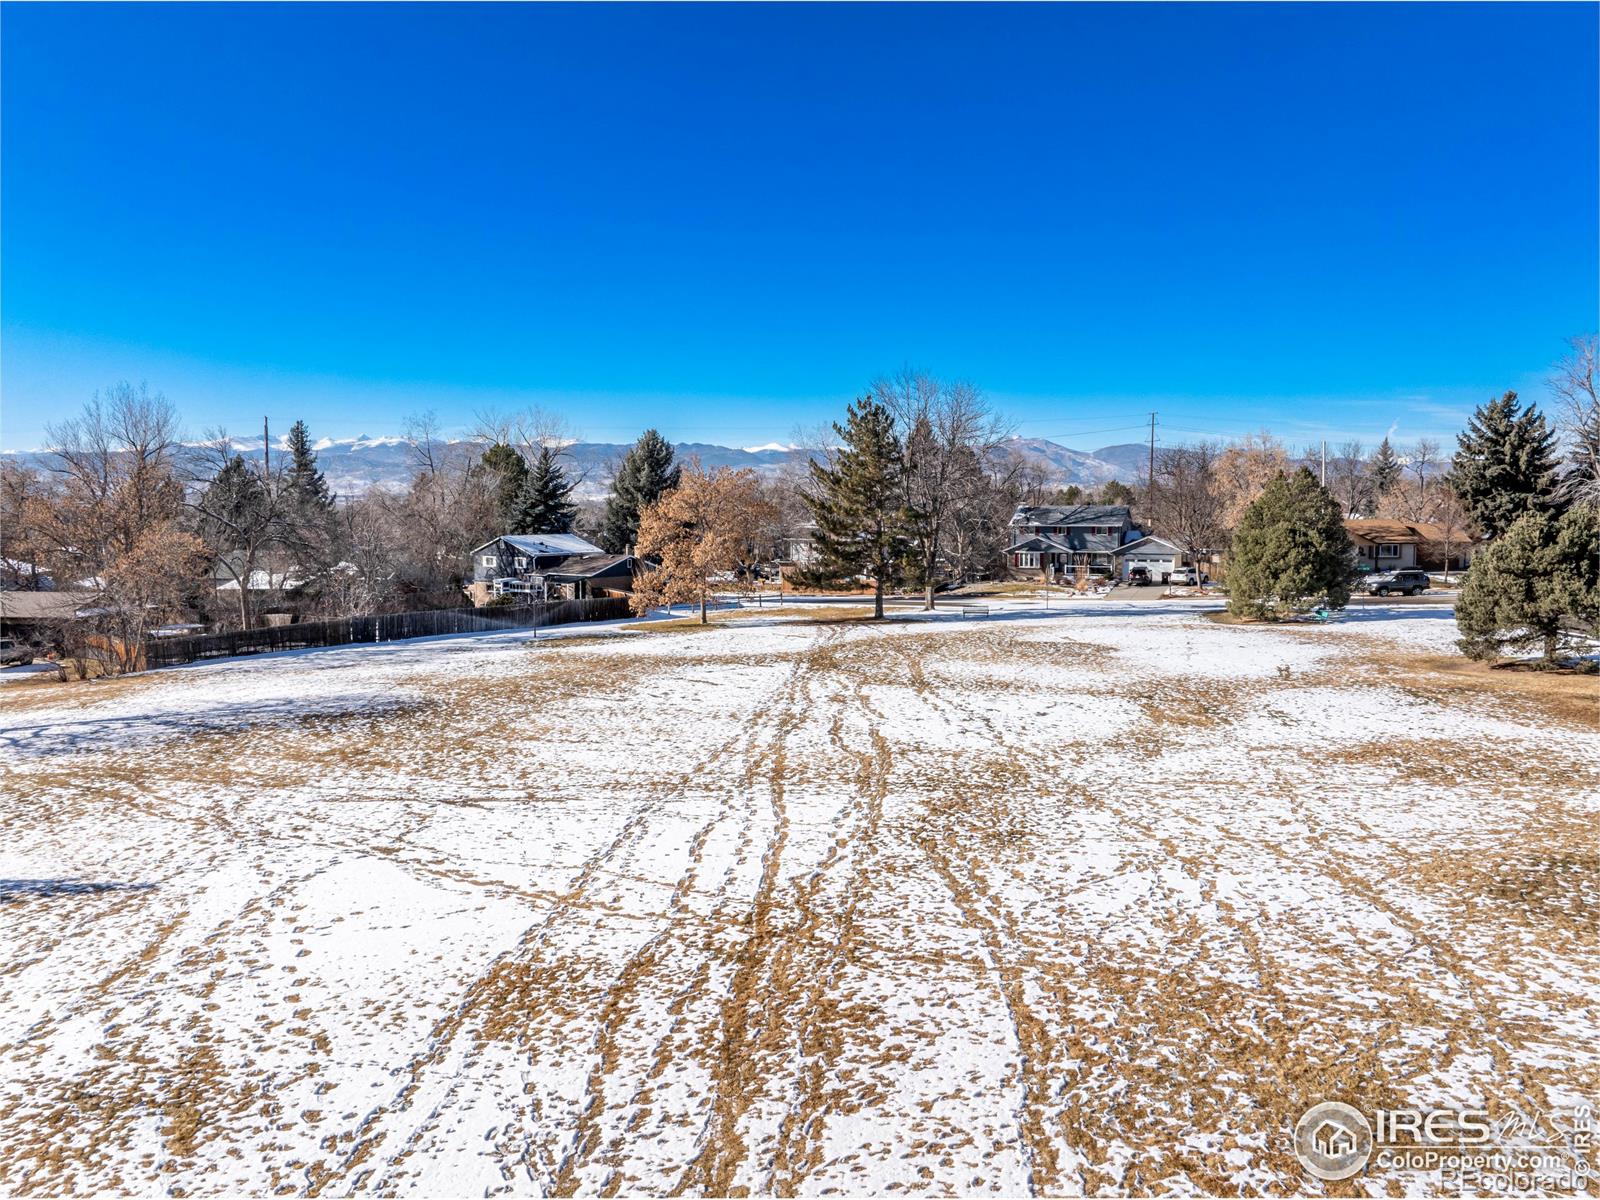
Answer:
1226 467 1355 620
1456 504 1600 664
198 454 270 546
1450 391 1559 539
283 420 334 514
282 420 335 574
600 429 681 553
481 442 530 530
1368 437 1402 498
804 397 914 619
510 445 578 533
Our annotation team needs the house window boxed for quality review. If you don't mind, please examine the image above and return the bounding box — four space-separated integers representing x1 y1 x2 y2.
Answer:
1378 544 1400 558
515 556 527 568
1017 552 1040 568
481 554 497 567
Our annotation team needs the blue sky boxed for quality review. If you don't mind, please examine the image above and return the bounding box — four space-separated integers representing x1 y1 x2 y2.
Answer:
2 3 1595 452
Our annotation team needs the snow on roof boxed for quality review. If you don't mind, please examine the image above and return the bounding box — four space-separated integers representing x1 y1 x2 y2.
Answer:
217 570 303 592
474 533 605 557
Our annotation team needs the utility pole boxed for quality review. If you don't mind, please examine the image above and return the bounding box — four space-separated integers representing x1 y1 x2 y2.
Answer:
1320 439 1327 487
1147 412 1157 488
264 416 271 478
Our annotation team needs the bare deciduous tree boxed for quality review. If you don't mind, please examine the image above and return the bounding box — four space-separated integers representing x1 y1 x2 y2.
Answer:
1406 437 1442 521
1551 334 1600 506
1148 441 1228 581
27 384 199 673
875 369 1011 609
1328 440 1369 517
399 410 498 602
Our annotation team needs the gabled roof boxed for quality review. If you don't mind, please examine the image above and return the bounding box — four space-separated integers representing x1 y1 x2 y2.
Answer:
1112 534 1184 556
1010 535 1075 554
1010 504 1132 527
1010 532 1123 554
470 533 605 557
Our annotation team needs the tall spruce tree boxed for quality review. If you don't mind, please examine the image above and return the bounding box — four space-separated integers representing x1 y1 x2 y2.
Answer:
481 442 530 530
1226 467 1354 620
1369 437 1403 498
1456 504 1600 663
283 420 334 514
510 445 578 533
600 429 680 553
804 396 914 619
1451 391 1559 539
283 420 335 573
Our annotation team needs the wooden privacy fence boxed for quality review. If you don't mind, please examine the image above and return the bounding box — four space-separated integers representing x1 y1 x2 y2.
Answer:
143 597 632 669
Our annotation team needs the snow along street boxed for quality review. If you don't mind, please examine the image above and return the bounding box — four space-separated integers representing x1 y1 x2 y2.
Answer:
1 600 1596 1195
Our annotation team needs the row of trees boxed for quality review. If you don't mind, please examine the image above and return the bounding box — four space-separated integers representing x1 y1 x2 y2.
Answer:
1217 337 1599 663
5 337 1594 665
1453 338 1599 663
626 372 1023 622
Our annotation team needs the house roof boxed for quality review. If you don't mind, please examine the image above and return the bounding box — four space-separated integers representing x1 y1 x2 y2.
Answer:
0 590 98 621
472 533 604 557
1011 533 1123 554
1113 534 1184 557
217 570 303 592
1344 519 1478 545
541 553 639 581
1011 504 1132 527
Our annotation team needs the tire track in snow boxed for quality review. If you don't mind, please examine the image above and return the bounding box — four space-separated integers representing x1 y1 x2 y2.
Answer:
309 648 798 1195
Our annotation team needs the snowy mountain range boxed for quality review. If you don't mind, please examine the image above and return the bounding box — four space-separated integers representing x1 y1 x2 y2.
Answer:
3 434 1141 498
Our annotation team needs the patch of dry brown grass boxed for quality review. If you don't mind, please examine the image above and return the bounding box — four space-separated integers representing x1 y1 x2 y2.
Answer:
1367 653 1599 730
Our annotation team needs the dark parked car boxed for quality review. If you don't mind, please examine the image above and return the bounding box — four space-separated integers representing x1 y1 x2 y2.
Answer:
1126 567 1152 587
1366 569 1429 596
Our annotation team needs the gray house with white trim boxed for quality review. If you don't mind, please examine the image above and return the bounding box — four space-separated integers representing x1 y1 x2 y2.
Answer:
1008 505 1136 576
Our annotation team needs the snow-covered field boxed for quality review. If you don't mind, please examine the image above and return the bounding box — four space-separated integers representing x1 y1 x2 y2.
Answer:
1 601 1596 1196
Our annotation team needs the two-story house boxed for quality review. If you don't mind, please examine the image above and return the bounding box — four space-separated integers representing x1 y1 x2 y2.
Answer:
466 533 642 601
1008 505 1136 576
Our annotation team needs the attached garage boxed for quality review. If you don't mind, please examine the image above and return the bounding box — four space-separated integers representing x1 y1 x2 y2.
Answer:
1114 535 1183 582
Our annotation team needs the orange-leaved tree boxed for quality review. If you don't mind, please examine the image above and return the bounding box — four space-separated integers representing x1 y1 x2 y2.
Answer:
631 464 774 623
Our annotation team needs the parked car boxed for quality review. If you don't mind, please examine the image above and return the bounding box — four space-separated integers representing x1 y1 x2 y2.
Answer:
1168 567 1208 586
1126 566 1151 587
1366 569 1430 596
0 636 36 666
